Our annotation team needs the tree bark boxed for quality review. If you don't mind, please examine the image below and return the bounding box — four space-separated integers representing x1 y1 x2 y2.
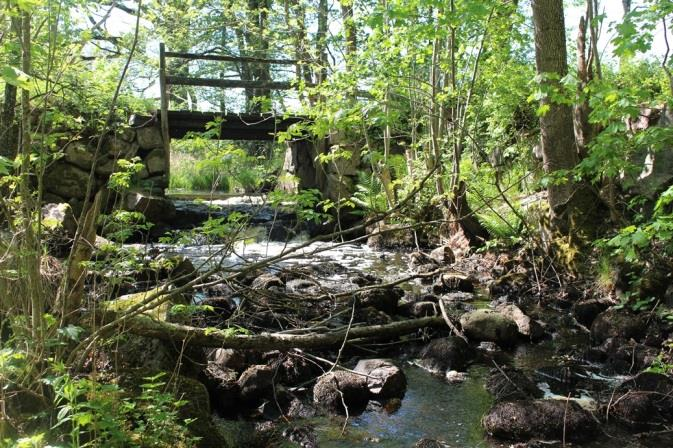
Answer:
97 313 446 350
531 0 579 231
0 18 19 159
622 0 631 15
339 0 357 70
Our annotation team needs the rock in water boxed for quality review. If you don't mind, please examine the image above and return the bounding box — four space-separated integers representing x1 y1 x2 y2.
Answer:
495 304 545 341
237 365 274 406
459 309 519 347
419 336 473 373
482 399 597 443
590 308 647 344
430 245 456 264
313 371 369 416
354 359 407 399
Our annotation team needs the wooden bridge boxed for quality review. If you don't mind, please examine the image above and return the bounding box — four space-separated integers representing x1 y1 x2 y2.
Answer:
137 43 314 180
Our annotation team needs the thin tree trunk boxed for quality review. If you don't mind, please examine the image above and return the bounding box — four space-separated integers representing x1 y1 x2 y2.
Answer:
316 0 328 84
0 18 19 159
339 0 357 70
622 0 631 15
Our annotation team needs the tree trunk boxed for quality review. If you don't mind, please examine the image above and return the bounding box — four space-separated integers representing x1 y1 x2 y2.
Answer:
316 0 328 84
531 0 579 231
339 0 357 70
532 0 604 244
0 18 20 159
622 0 631 15
97 313 446 350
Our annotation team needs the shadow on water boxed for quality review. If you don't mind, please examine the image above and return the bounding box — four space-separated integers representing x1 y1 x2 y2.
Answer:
314 365 492 448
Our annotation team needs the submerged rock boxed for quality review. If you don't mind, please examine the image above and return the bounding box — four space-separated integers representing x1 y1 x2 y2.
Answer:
482 399 597 443
418 336 473 373
460 309 519 347
485 366 543 402
313 371 369 416
414 439 444 448
354 359 407 399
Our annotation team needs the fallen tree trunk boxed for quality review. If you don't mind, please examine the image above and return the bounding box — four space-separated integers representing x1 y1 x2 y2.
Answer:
106 313 446 351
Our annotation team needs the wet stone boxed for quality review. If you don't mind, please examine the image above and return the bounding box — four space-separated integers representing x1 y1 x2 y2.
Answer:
418 336 473 373
482 399 597 443
354 359 407 399
460 309 519 347
313 371 369 416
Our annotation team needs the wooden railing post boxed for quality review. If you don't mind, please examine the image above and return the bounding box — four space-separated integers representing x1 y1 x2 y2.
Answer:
159 43 170 185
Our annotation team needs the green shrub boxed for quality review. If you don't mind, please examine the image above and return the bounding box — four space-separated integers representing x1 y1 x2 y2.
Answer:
169 152 230 192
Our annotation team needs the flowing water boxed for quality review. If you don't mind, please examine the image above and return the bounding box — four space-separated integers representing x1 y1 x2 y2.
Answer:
155 197 671 447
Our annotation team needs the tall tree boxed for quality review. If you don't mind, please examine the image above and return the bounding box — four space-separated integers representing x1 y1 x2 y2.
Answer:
531 0 581 232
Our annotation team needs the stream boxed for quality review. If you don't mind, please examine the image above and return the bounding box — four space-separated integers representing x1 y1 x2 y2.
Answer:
144 197 672 447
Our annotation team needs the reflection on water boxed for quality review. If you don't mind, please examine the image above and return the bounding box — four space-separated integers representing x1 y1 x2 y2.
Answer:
315 365 492 448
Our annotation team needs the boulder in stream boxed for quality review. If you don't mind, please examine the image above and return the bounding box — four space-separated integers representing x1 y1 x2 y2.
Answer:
313 371 369 416
251 273 284 290
200 363 241 417
590 308 648 344
459 309 519 347
418 336 473 373
482 399 597 443
495 304 545 341
354 359 407 399
606 372 673 428
355 286 404 315
237 365 274 406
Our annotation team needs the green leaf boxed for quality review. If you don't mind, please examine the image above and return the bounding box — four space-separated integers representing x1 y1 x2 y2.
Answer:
1 66 31 90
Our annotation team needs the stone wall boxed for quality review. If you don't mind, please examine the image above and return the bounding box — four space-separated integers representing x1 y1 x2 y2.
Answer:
43 119 168 216
279 132 363 202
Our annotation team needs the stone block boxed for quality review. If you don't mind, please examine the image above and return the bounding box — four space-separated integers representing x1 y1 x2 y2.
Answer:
43 162 91 200
136 125 164 150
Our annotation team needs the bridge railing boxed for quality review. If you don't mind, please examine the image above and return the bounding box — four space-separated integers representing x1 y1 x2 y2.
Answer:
157 42 314 182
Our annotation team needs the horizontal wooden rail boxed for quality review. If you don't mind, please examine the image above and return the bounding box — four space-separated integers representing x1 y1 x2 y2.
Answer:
164 50 305 65
165 76 315 90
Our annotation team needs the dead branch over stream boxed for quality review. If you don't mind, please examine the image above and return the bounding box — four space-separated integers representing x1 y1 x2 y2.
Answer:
104 313 446 350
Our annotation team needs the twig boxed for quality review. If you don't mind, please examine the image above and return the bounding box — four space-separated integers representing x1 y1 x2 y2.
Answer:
438 297 468 343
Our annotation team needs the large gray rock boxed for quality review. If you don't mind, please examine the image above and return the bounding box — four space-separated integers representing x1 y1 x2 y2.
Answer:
429 245 455 264
43 162 91 200
64 142 94 170
145 148 166 174
136 125 164 150
459 309 519 347
313 371 369 416
354 359 407 399
106 134 138 159
482 399 597 443
495 304 544 341
125 191 175 224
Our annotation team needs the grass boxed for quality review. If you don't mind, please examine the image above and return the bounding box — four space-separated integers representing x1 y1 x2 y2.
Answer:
169 151 230 192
